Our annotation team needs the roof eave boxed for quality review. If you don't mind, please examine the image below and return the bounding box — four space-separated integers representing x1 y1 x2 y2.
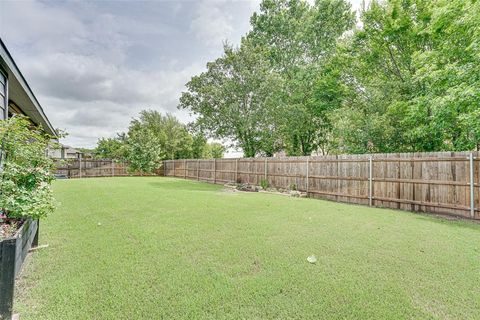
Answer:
0 38 57 137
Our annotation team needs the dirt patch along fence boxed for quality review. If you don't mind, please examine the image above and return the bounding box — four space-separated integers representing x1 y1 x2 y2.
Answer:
163 152 479 220
52 159 164 178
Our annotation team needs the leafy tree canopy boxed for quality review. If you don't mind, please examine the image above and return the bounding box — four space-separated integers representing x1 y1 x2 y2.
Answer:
94 110 227 173
179 40 284 157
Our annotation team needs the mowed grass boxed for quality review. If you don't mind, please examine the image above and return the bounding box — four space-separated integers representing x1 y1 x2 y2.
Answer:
14 177 480 319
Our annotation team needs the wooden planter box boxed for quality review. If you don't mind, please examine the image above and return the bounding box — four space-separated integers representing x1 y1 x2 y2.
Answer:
0 219 39 320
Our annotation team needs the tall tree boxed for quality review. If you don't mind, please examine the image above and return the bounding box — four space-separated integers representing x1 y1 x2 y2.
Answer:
205 142 226 159
248 0 355 155
331 0 480 153
190 133 209 159
126 111 167 173
179 40 284 157
409 0 480 151
330 0 434 153
94 134 127 160
125 110 196 173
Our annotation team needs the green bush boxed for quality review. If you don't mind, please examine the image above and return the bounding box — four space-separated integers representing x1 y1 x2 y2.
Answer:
0 116 56 219
260 179 269 189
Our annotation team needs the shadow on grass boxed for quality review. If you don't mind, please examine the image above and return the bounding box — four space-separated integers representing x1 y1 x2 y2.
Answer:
408 211 480 231
148 179 221 192
152 178 480 231
362 201 480 231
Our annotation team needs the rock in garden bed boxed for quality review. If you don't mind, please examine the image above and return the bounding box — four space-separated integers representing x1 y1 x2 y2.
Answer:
237 183 260 192
224 183 306 197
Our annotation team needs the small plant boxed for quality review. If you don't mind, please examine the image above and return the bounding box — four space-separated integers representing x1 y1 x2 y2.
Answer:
260 179 269 189
289 183 297 191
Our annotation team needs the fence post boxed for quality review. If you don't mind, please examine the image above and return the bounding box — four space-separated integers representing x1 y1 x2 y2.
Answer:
197 159 200 181
368 156 373 206
306 158 309 194
235 158 238 183
213 158 216 184
250 158 253 185
79 155 82 178
111 160 114 177
184 159 187 179
173 160 175 177
264 158 268 181
469 153 475 218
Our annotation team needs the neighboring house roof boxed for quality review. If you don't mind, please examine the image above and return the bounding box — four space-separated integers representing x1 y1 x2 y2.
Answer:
0 38 56 136
63 145 82 154
47 144 82 154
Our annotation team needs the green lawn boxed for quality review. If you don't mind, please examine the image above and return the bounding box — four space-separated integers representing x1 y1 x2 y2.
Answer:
14 177 480 319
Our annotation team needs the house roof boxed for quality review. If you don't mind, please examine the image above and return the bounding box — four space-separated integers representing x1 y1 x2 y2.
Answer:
0 38 57 136
62 144 82 154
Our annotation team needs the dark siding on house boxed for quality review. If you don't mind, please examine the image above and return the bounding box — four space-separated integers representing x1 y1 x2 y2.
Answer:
0 69 6 120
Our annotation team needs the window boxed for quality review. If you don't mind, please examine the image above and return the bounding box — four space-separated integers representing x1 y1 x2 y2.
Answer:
0 70 6 172
0 70 6 120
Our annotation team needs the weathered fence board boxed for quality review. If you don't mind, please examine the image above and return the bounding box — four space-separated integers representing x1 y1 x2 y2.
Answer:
163 152 479 219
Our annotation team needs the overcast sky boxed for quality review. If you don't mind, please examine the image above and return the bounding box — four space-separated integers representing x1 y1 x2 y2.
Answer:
0 0 364 149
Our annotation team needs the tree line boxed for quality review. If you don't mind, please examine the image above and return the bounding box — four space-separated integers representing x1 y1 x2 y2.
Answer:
179 0 480 157
93 110 225 173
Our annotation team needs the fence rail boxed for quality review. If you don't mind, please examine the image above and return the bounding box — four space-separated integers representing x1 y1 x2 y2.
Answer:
163 152 479 220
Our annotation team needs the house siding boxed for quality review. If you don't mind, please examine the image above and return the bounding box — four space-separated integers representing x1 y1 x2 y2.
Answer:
0 69 6 120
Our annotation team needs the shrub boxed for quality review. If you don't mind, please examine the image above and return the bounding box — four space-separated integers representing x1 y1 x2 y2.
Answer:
260 179 269 189
0 116 57 220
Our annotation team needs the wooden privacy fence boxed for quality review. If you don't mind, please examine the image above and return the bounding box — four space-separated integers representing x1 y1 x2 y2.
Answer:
53 159 164 178
163 152 479 220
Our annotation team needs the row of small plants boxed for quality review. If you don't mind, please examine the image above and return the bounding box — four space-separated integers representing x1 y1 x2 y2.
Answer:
0 116 56 240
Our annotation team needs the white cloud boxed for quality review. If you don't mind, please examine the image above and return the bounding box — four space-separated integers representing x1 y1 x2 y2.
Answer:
0 0 204 148
29 55 203 147
0 0 86 45
22 51 202 105
190 0 234 47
